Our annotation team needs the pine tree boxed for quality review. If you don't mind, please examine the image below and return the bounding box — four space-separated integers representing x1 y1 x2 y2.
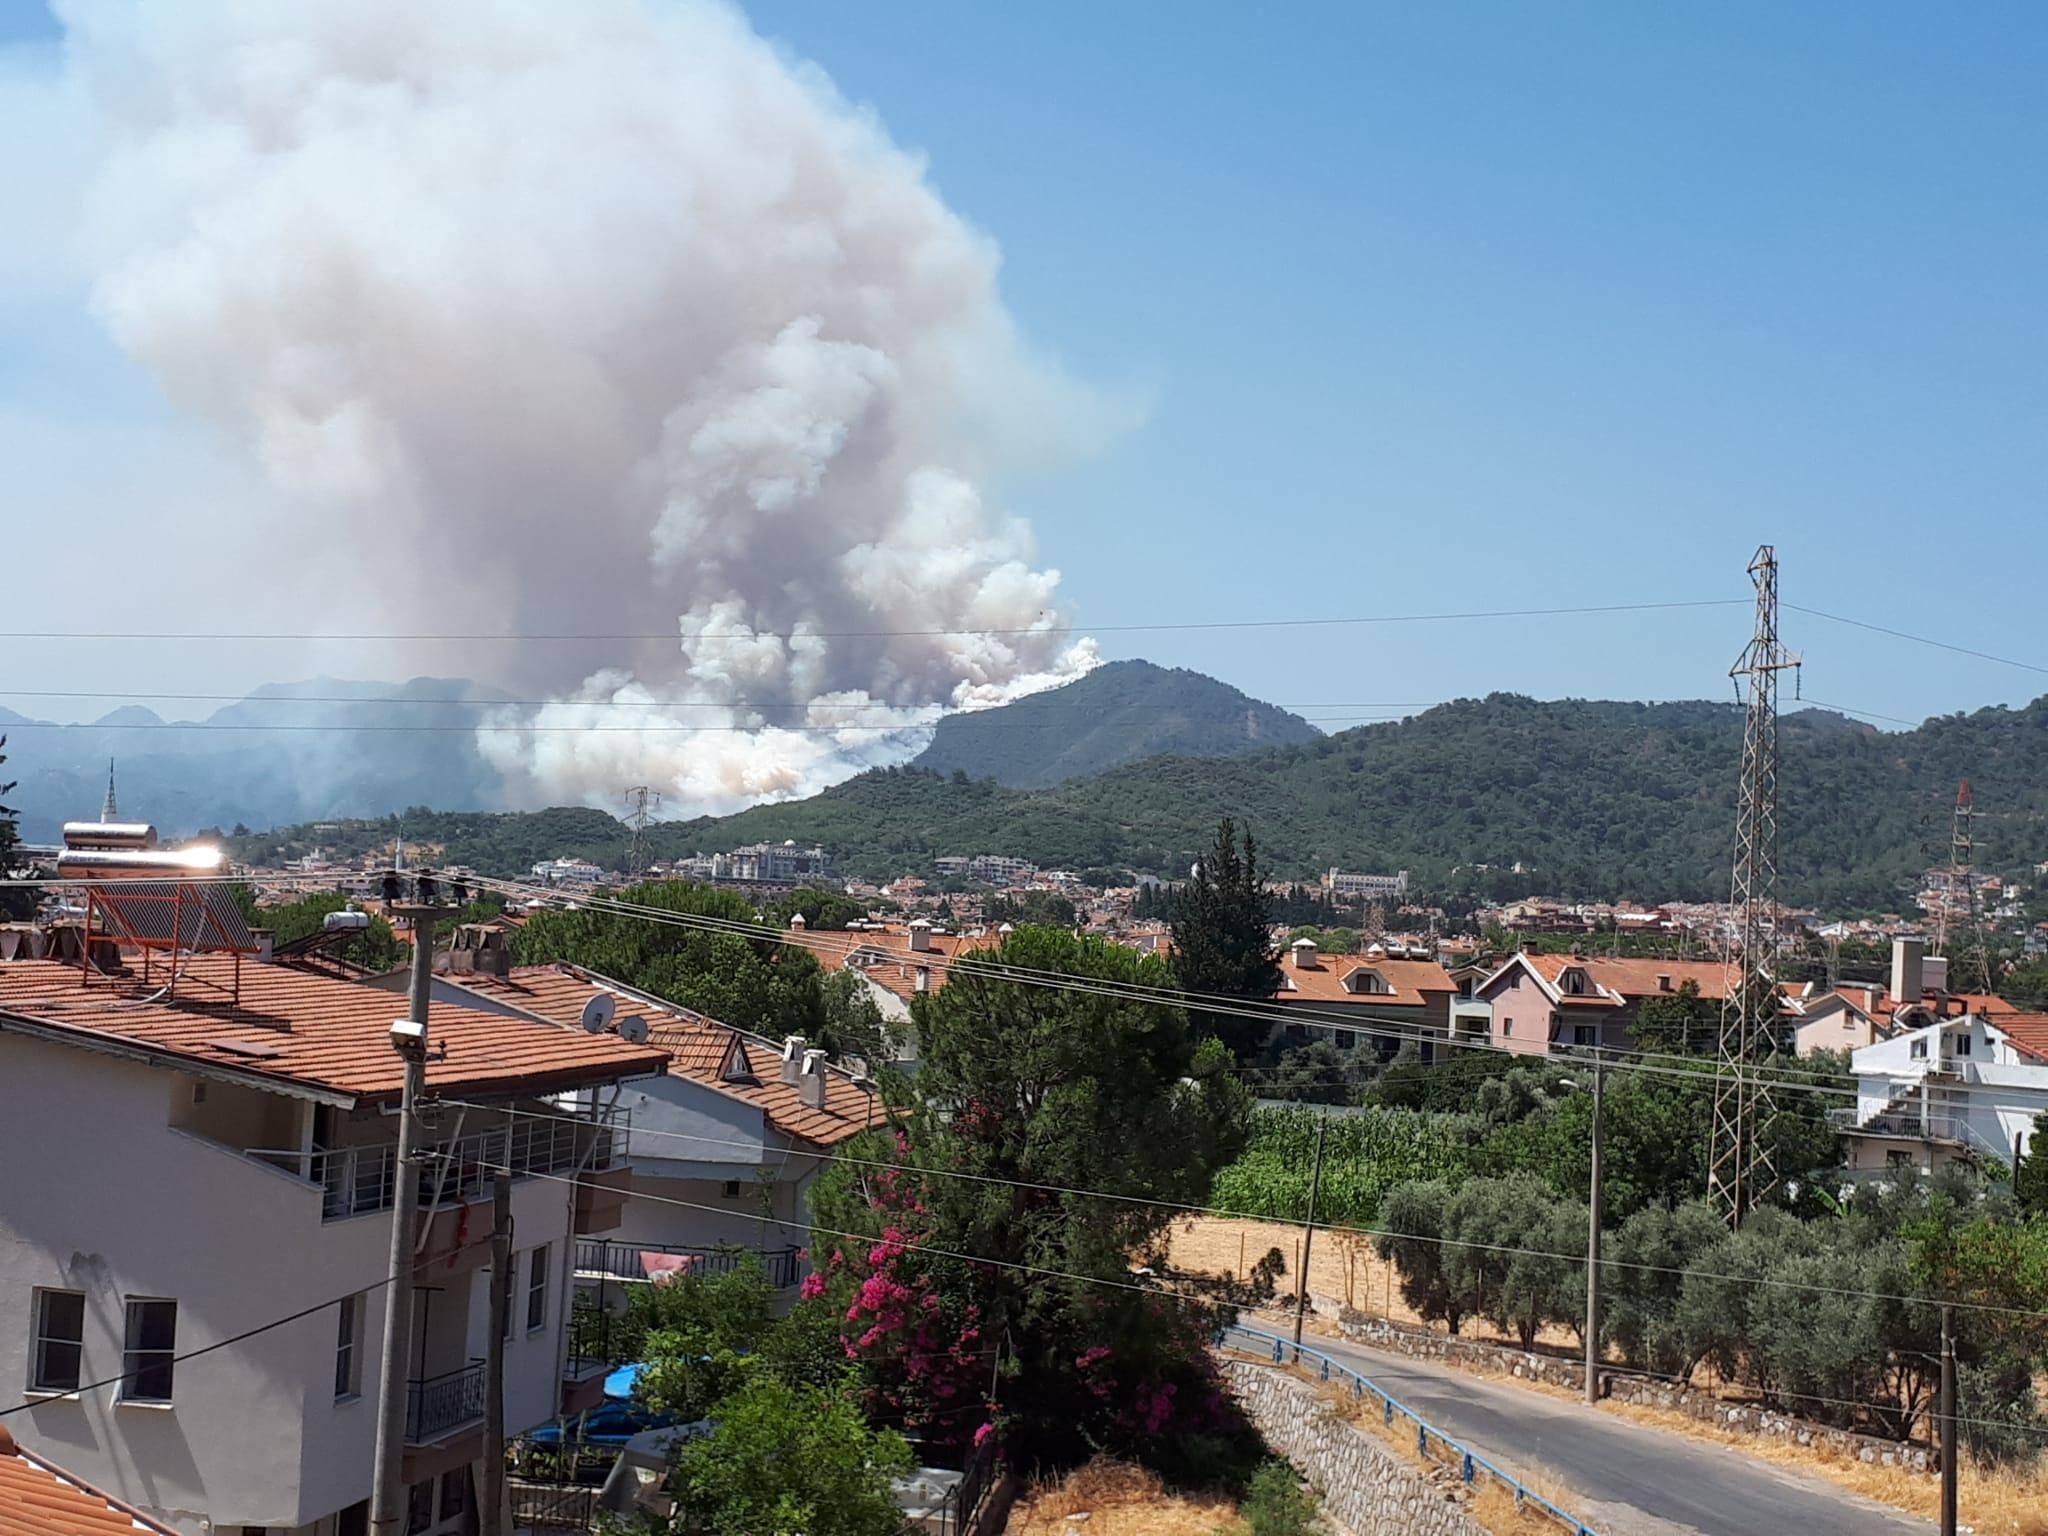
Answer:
1170 816 1281 1061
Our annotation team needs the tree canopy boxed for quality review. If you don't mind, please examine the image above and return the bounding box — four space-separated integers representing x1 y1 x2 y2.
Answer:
1171 817 1282 1061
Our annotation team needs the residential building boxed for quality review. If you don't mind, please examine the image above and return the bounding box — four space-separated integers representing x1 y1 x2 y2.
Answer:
529 857 604 885
1792 938 2023 1057
1272 939 1456 1059
1320 868 1409 900
725 842 832 883
934 854 1037 887
1836 1011 2048 1178
0 950 664 1536
784 920 1004 1045
416 963 878 1293
1474 953 1737 1056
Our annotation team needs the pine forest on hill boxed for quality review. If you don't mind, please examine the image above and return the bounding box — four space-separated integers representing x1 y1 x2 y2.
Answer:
225 691 2048 911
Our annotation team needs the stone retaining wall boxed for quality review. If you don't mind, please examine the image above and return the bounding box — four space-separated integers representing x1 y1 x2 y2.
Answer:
1222 1358 1490 1536
1337 1314 1936 1473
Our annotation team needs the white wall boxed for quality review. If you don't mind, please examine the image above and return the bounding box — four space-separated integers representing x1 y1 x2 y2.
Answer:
0 1033 586 1533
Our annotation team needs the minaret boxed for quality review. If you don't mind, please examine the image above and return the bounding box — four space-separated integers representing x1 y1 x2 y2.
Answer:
101 758 119 823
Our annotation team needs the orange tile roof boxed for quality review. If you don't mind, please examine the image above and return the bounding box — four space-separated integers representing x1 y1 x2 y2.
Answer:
447 966 880 1148
1275 955 1454 1008
785 924 1002 988
0 957 667 1106
1485 954 1736 1005
0 1431 179 1536
1997 1014 2048 1063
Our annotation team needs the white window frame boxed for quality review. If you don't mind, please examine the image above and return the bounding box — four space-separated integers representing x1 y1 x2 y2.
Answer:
30 1287 85 1394
526 1243 551 1334
120 1297 177 1405
334 1293 363 1401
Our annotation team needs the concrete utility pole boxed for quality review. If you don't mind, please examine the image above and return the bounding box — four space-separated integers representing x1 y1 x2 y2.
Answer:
370 905 441 1536
1940 1304 1958 1536
1584 1055 1605 1406
1293 1110 1328 1356
482 1171 514 1536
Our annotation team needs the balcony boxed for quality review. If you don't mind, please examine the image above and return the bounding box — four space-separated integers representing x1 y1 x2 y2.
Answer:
573 1239 805 1290
406 1361 487 1444
245 1107 630 1222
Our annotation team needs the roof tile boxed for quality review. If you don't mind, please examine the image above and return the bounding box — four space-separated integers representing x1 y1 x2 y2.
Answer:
0 1434 179 1536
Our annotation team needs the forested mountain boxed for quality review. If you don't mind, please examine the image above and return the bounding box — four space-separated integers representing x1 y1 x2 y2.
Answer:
911 659 1321 787
215 692 2048 909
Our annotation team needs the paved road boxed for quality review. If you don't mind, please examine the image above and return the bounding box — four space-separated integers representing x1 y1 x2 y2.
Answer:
1299 1331 1930 1536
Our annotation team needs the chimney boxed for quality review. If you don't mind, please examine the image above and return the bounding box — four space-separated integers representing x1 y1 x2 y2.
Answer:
908 919 933 954
799 1049 828 1109
1891 936 1925 1006
914 965 931 995
780 1035 805 1085
789 912 807 930
252 928 275 964
1921 955 1949 995
1656 973 1672 993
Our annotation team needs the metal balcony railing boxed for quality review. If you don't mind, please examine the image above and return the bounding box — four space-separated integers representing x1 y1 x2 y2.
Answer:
244 1107 629 1223
406 1361 487 1444
573 1239 805 1290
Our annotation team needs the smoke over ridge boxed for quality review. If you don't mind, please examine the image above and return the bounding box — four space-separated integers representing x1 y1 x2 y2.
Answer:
36 0 1120 812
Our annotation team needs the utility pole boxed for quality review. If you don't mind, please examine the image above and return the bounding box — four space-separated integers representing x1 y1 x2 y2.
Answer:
1709 545 1800 1226
370 904 442 1536
1584 1054 1605 1406
482 1171 514 1536
1940 1304 1958 1536
1293 1111 1328 1357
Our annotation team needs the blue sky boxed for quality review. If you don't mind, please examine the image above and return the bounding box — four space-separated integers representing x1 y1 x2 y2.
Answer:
3 0 2045 734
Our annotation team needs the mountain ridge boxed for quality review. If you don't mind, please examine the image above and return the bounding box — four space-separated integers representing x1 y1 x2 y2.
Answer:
911 658 1321 787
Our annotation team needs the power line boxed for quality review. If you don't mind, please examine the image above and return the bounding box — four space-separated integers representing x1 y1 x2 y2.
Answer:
452 872 1865 1102
0 686 1437 714
0 597 1745 644
0 712 1397 735
0 1236 489 1420
1788 605 2048 679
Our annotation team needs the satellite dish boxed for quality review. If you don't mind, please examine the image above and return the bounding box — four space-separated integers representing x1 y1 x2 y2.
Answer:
617 1015 650 1044
581 994 617 1034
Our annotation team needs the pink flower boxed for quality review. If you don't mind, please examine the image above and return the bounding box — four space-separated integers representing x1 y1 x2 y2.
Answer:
973 1422 995 1448
799 1272 827 1300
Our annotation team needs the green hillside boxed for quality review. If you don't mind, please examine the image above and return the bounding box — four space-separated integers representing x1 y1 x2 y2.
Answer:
227 692 2048 910
911 659 1321 787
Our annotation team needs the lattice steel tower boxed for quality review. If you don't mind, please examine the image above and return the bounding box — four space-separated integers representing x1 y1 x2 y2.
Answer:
1709 545 1801 1225
624 784 663 878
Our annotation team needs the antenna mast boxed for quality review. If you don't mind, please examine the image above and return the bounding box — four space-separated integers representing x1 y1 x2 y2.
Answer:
1709 545 1801 1226
1949 780 1993 995
623 784 662 879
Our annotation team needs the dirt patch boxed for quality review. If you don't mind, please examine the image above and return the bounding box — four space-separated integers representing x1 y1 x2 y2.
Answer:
1005 1461 1240 1535
1167 1216 1576 1350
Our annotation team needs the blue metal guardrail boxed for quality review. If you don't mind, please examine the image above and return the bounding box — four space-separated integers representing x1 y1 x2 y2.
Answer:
1218 1321 1600 1536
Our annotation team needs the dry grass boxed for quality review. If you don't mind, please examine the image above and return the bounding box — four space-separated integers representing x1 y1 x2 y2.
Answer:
1245 1307 2048 1536
1006 1461 1242 1536
1594 1394 2048 1536
1168 1216 1578 1350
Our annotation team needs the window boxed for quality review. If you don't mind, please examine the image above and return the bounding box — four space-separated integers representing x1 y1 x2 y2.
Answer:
721 1179 742 1199
1886 1150 1912 1172
30 1289 85 1393
1502 1019 1514 1038
439 1468 471 1524
120 1299 177 1404
1572 1025 1597 1048
1911 1038 1929 1060
1507 972 1522 990
1955 1034 1972 1057
406 1480 434 1536
334 1293 362 1400
526 1244 550 1333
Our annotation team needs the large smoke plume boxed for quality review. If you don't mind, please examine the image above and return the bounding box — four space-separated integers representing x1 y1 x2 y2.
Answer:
38 0 1120 811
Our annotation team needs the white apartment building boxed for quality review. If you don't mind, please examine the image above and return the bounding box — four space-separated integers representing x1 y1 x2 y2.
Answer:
1322 868 1409 900
1837 1010 2048 1178
414 963 878 1299
0 951 665 1536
